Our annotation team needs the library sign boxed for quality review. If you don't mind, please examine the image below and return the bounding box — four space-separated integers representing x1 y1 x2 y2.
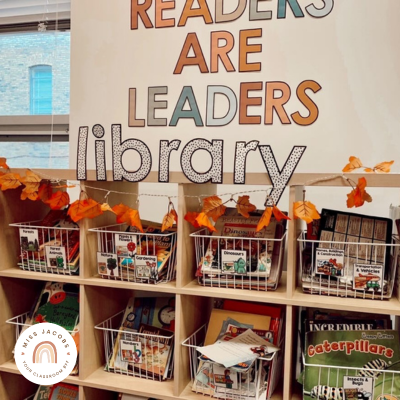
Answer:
70 1 400 202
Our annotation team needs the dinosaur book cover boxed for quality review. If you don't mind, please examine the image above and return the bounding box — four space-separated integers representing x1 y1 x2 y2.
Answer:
303 330 400 400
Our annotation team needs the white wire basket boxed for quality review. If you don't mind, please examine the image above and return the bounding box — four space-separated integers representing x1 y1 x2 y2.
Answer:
23 396 35 400
298 231 400 300
302 358 400 400
95 311 175 382
10 221 80 276
190 229 286 291
89 224 177 284
6 311 80 375
182 324 283 400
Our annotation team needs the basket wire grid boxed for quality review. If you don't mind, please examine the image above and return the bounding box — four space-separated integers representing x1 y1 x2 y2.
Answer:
10 221 80 276
89 224 177 284
298 231 400 300
95 310 174 381
191 229 286 291
302 357 400 400
23 395 35 400
182 324 283 400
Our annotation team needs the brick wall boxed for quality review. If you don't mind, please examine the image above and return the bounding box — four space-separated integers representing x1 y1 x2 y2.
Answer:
0 31 70 115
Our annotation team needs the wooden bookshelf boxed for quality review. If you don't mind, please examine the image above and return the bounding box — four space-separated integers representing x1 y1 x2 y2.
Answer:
1 171 400 400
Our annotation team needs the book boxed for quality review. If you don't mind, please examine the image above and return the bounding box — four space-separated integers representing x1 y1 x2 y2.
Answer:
303 330 400 400
49 383 78 399
33 385 52 400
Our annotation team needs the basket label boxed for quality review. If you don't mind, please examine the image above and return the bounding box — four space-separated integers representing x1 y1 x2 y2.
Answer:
19 228 39 252
120 338 142 364
97 252 119 277
315 248 345 276
343 376 374 400
135 255 158 279
45 246 67 270
353 263 383 291
114 233 137 257
221 250 247 275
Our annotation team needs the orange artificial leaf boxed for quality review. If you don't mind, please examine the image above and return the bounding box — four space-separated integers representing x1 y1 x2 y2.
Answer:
236 195 256 218
293 201 321 224
20 170 41 194
202 195 226 222
272 205 291 222
45 191 70 210
342 156 363 173
21 191 39 201
162 211 176 232
0 157 9 169
184 211 201 228
171 208 178 225
366 160 394 173
100 203 116 214
112 203 143 232
53 184 76 189
37 183 53 203
346 177 372 208
0 173 21 191
196 212 216 232
256 207 273 232
68 198 103 222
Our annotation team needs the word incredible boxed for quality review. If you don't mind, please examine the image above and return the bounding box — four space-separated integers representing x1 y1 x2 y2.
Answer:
308 340 394 358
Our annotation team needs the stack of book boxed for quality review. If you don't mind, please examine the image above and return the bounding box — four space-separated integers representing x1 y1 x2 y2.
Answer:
197 209 287 290
33 383 78 399
191 300 284 399
105 296 175 380
300 308 400 400
18 209 80 274
19 282 80 375
97 221 177 283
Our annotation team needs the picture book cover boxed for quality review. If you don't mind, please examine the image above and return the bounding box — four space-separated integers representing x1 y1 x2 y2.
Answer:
49 383 78 399
303 330 400 400
32 282 80 332
33 385 52 400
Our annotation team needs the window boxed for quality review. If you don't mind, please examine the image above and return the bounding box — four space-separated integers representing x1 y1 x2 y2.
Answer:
30 65 52 115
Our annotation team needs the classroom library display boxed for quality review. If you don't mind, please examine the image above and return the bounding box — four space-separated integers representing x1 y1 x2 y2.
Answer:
1 172 400 400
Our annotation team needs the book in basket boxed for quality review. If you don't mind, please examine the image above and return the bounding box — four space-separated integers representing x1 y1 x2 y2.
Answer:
303 329 400 400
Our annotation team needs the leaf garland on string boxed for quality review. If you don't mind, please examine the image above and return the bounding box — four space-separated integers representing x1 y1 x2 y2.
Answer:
256 204 290 232
184 211 201 228
20 170 41 200
45 191 70 210
346 177 372 208
236 195 256 218
0 173 21 191
112 203 143 232
343 156 394 173
161 203 178 232
37 182 53 203
68 198 104 222
0 157 9 170
194 195 227 231
196 212 216 232
293 200 320 224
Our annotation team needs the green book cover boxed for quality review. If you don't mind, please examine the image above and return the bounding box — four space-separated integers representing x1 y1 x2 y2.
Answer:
304 330 400 400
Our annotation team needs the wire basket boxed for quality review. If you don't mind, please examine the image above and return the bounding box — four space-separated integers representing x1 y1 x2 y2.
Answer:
89 224 177 284
182 324 283 400
10 221 80 275
190 229 286 291
298 231 400 300
95 311 175 381
303 357 400 400
6 311 80 376
23 396 35 400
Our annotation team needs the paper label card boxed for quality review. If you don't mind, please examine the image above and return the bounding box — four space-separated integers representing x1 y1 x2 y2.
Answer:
212 365 238 389
120 338 142 364
19 228 39 252
221 250 247 275
135 255 157 279
114 233 137 257
315 248 345 276
343 376 374 399
353 263 383 291
97 252 119 277
45 246 67 270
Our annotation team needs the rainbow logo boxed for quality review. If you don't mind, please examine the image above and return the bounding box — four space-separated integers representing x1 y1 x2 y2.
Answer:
32 341 58 364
